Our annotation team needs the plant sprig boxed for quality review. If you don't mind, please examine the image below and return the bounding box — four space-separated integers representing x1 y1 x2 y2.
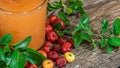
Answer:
0 34 46 68
48 0 120 54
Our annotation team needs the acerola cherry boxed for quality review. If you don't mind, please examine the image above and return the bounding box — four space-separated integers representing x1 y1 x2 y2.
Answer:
49 14 58 23
45 24 53 33
47 31 58 42
62 42 72 53
57 37 68 45
46 18 50 26
47 51 58 61
56 57 67 67
53 44 62 53
27 64 38 68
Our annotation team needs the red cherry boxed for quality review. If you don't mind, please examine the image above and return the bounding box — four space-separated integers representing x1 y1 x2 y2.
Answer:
43 46 50 53
47 31 58 42
47 51 58 61
53 44 62 53
57 37 68 45
45 24 53 33
27 64 38 68
24 61 30 68
43 41 52 47
49 14 58 23
56 57 67 67
62 42 72 53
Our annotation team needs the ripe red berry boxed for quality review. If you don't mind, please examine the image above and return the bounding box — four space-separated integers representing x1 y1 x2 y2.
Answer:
27 64 38 68
47 31 58 42
43 41 52 47
49 14 58 23
47 51 58 61
52 18 65 30
53 44 62 53
56 57 67 67
57 37 68 45
43 46 50 53
62 42 72 53
24 61 30 68
45 24 53 33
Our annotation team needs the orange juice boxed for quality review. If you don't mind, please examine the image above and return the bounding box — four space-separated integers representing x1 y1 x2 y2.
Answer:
0 0 47 50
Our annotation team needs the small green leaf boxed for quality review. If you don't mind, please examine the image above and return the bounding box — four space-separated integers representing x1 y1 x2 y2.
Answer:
74 16 90 32
47 2 58 11
108 37 120 46
22 48 46 66
9 50 26 68
100 19 109 34
106 45 113 54
53 23 62 30
72 33 82 48
58 11 70 26
80 32 91 42
13 36 32 50
0 48 6 63
70 2 79 13
113 18 120 36
0 33 13 46
52 1 63 8
67 0 79 2
66 7 73 14
4 45 10 53
99 37 107 48
55 30 64 37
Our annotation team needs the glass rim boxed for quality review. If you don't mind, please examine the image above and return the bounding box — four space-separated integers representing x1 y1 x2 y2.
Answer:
0 0 47 14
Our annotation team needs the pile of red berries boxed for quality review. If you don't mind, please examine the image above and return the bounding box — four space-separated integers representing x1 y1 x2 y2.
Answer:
41 15 75 68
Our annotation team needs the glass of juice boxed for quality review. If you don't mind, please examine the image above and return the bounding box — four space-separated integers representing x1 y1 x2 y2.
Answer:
0 0 47 50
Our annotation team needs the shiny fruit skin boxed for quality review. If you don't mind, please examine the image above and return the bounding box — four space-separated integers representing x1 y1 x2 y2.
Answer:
53 44 62 53
45 25 53 33
42 59 54 68
27 64 38 68
47 31 58 42
38 50 47 58
64 52 75 63
62 42 72 53
49 15 58 23
56 57 67 67
47 51 58 61
57 37 68 45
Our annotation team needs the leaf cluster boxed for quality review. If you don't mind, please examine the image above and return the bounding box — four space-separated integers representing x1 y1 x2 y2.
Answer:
0 34 46 68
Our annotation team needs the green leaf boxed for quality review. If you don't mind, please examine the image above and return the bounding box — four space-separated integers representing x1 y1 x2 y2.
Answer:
53 23 62 30
66 7 73 14
67 0 80 2
58 11 70 26
74 16 90 32
106 45 113 54
100 19 109 34
4 45 10 53
78 1 87 16
9 50 26 68
55 30 64 37
13 36 32 50
113 18 120 36
80 32 91 42
47 2 58 11
108 37 120 46
22 48 46 66
99 37 107 48
72 33 82 48
52 1 63 8
0 33 13 46
0 47 6 62
70 2 79 13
